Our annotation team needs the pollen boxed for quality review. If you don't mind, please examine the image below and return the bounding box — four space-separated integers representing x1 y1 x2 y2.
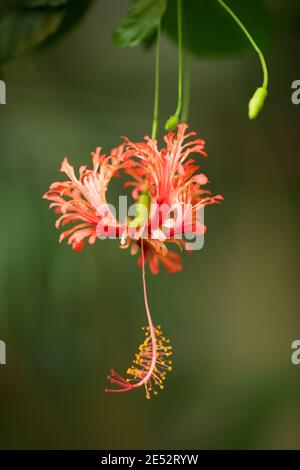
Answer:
105 325 172 399
128 325 172 399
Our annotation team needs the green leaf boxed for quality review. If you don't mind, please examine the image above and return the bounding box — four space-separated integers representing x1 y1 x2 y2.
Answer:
0 0 94 64
113 0 167 48
164 0 271 57
0 8 65 64
41 0 94 47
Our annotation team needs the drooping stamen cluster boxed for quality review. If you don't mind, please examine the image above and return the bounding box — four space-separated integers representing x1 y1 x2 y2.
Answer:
105 239 172 399
129 325 172 399
105 325 172 399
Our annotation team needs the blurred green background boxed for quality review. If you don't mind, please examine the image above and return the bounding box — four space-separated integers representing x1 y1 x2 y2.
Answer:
0 0 300 450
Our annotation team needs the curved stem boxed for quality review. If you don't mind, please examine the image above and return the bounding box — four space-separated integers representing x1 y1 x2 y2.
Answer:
175 0 183 118
134 239 157 388
151 22 161 140
217 0 268 89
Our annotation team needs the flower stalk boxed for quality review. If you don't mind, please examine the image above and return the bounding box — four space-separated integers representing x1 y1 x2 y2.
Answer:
217 0 269 119
151 22 161 140
165 0 183 131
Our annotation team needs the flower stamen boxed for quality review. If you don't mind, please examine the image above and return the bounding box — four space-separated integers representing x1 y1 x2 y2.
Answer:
105 240 172 399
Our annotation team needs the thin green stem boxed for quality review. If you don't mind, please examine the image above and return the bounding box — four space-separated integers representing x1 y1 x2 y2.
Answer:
217 0 268 89
175 0 183 117
181 51 190 123
151 22 161 140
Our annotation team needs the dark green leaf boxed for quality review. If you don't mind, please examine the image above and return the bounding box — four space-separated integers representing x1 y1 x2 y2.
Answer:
0 0 94 64
0 8 65 64
164 0 271 57
113 0 167 48
41 0 94 47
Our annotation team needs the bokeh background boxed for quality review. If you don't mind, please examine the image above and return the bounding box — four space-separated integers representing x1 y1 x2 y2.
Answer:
0 0 300 450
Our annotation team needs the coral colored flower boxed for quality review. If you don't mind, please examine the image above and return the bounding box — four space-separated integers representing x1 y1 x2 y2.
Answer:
43 145 128 252
44 124 222 273
43 124 222 399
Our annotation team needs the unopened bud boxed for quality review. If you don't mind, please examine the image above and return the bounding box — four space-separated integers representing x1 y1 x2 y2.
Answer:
248 87 268 120
165 114 179 131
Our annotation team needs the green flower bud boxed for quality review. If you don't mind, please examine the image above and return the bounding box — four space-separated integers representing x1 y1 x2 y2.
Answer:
165 115 180 131
248 87 268 120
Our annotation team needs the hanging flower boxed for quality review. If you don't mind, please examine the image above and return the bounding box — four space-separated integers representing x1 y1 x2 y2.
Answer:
43 124 222 399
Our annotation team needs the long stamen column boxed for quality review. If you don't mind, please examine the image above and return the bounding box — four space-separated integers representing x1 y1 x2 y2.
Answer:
105 239 172 399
